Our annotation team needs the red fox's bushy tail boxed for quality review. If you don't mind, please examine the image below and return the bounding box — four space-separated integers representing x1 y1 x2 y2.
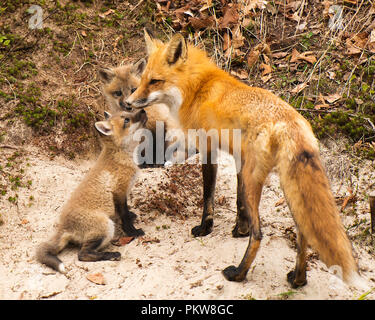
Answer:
36 231 69 273
276 132 360 285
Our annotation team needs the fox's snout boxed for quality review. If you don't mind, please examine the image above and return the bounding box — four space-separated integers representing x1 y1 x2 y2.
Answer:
126 95 148 109
119 100 133 111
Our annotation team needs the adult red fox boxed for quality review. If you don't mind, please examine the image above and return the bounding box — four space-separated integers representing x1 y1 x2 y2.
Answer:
99 60 250 238
125 29 366 288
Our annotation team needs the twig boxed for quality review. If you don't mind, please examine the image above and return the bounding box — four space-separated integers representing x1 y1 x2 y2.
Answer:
369 192 375 236
294 0 306 36
64 34 77 58
296 108 333 113
0 145 18 150
364 117 375 132
130 0 144 13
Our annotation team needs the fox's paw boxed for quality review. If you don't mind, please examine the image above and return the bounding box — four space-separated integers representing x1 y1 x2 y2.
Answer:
231 224 250 238
191 219 213 237
103 251 121 261
287 270 307 288
222 265 246 282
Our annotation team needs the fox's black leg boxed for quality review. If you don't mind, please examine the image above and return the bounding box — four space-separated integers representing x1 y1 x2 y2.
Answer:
223 157 263 282
78 238 121 262
232 168 250 237
114 195 144 237
191 159 218 237
287 232 308 288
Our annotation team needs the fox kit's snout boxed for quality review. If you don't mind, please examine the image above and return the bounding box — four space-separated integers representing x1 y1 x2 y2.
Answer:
95 109 147 153
37 111 146 273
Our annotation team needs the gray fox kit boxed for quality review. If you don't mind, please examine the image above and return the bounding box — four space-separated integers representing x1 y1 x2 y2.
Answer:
36 110 147 273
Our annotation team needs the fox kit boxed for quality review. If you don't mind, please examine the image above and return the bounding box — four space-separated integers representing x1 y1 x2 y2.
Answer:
126 30 365 289
36 110 147 273
98 60 181 166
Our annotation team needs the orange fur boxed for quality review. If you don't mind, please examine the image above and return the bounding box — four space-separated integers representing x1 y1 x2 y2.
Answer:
127 31 360 286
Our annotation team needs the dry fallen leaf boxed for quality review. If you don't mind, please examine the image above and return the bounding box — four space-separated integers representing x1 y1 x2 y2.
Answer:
341 188 356 211
260 63 272 76
111 236 134 246
261 74 272 83
369 29 375 53
99 9 114 18
217 195 227 206
274 198 285 207
290 48 317 64
345 32 368 55
223 32 231 52
231 25 245 49
371 29 375 43
323 93 341 104
291 82 308 93
272 51 288 59
189 16 215 30
87 273 106 285
140 237 160 244
219 5 239 29
231 70 249 80
247 49 261 67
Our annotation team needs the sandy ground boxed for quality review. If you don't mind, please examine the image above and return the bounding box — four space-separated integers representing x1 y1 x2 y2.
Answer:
0 140 375 300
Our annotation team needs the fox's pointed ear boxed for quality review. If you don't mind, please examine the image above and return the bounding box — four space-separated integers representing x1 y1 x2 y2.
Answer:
131 58 146 76
95 121 113 136
98 68 115 83
144 28 156 55
104 111 111 120
166 33 187 65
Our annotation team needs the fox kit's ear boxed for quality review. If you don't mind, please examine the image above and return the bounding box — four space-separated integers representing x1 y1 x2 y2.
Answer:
144 28 156 55
98 68 115 83
95 121 113 136
131 58 146 77
166 33 187 65
104 111 111 120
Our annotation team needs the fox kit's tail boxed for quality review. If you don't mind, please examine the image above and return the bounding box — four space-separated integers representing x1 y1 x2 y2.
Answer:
276 127 360 286
36 231 69 273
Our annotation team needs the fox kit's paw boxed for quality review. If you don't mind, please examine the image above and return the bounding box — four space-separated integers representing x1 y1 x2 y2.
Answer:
287 270 307 288
127 211 138 222
103 251 121 261
126 228 145 237
191 220 213 237
222 265 246 282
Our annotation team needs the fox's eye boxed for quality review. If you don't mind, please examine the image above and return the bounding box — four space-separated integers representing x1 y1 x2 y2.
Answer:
149 79 162 85
130 87 137 94
123 117 130 128
113 90 122 97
